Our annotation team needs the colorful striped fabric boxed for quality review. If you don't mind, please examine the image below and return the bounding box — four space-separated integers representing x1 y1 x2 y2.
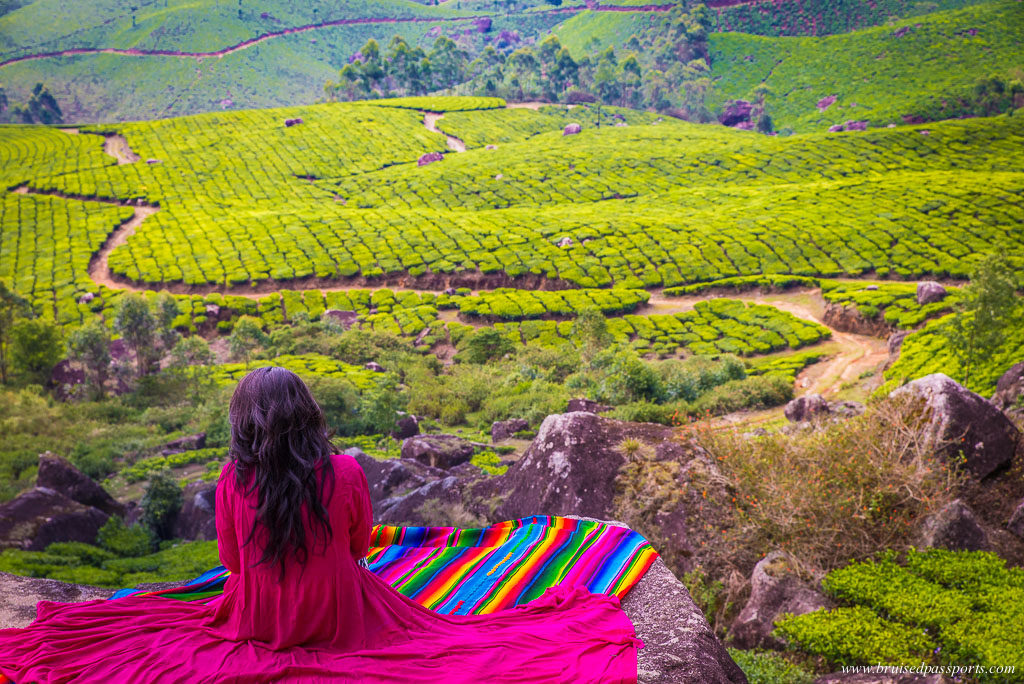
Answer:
111 516 657 615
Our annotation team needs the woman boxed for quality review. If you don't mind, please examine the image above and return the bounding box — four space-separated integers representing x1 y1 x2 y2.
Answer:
0 367 641 682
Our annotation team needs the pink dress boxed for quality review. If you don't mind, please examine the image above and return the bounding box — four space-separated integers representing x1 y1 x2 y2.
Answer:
0 454 641 683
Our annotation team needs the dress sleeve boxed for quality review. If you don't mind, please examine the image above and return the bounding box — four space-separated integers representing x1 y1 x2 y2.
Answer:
348 461 374 561
215 464 241 573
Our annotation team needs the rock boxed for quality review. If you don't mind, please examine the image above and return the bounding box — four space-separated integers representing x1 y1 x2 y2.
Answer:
36 453 124 517
364 362 385 373
0 572 113 629
624 556 748 683
1007 499 1024 538
887 330 909 364
492 418 528 442
563 123 581 136
495 412 630 519
347 450 446 511
401 434 481 470
915 281 947 305
50 359 85 400
172 481 216 541
566 398 613 414
814 674 951 684
817 95 837 111
991 361 1024 411
844 120 868 131
822 301 893 337
77 292 95 304
891 374 1019 478
0 488 109 551
284 117 303 127
145 158 161 164
828 400 865 418
323 309 359 329
205 303 220 317
557 236 573 247
375 475 468 525
418 151 444 166
485 144 498 150
729 551 832 649
392 414 420 440
443 287 457 296
828 123 845 132
474 16 491 32
784 394 830 422
918 499 988 551
865 285 879 290
161 432 206 456
893 25 914 38
719 100 754 127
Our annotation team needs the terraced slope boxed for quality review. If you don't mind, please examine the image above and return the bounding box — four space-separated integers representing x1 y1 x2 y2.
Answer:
708 0 1024 132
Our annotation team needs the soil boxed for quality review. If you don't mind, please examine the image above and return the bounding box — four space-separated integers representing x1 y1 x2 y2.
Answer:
423 112 466 152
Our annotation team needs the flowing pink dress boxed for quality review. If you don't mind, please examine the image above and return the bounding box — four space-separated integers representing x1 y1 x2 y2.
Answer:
0 454 642 683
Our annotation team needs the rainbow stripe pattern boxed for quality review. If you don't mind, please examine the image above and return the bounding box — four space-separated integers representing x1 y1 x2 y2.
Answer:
109 516 657 615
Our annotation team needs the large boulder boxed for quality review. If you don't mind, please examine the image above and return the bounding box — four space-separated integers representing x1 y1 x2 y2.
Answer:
0 488 109 551
347 449 447 511
400 434 482 470
729 551 832 649
391 414 420 440
822 302 893 337
891 374 1020 478
36 453 124 517
991 361 1024 412
917 499 988 551
625 556 748 683
417 151 443 166
784 394 830 423
161 432 206 455
495 412 624 519
563 123 581 136
491 418 528 442
172 481 217 541
915 281 947 305
566 398 612 414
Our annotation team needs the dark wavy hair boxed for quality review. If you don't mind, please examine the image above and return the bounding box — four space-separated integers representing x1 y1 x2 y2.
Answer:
228 367 336 578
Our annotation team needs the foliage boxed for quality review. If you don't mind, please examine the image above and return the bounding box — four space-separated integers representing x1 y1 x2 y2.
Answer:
9 315 62 385
727 649 815 684
139 469 184 540
119 447 228 484
0 278 31 384
470 449 507 476
66 319 111 398
96 516 153 557
776 550 1024 675
820 280 961 329
940 253 1018 387
461 327 514 364
696 395 963 575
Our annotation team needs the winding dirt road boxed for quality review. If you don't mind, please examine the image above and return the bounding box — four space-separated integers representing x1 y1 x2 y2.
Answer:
423 112 466 153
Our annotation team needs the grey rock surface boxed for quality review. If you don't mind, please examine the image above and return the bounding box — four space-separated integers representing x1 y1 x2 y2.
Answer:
915 281 948 305
37 453 124 517
918 499 989 551
0 487 109 551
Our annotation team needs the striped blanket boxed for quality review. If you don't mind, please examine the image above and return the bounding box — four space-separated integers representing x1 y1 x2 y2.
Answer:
111 516 658 614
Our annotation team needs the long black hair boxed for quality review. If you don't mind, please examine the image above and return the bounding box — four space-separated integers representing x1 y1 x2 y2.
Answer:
228 366 336 577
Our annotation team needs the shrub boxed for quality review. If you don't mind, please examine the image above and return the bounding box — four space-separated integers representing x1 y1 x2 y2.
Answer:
727 649 815 684
140 470 184 540
97 516 153 557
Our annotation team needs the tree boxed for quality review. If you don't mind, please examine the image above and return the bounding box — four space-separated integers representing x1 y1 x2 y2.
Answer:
114 293 157 377
229 315 267 367
140 469 183 540
463 327 513 364
169 335 215 400
572 307 611 365
154 291 181 352
429 36 468 90
943 253 1018 387
67 319 111 398
0 279 31 384
10 318 63 385
18 83 62 124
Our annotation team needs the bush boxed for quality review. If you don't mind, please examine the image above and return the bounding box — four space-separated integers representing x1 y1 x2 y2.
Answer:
140 471 184 540
688 374 792 416
97 516 153 557
727 649 815 684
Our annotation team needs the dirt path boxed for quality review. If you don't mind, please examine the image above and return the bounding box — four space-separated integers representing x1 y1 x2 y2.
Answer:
423 112 466 152
87 205 159 290
102 134 141 164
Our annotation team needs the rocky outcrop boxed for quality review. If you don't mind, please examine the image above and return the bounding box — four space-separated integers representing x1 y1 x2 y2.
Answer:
161 432 206 455
0 572 113 629
1008 500 1024 539
391 414 420 440
891 374 1020 478
323 310 359 329
37 453 124 517
917 499 988 551
417 151 443 166
566 398 613 414
400 434 483 470
822 302 893 337
784 394 830 422
172 481 216 541
719 100 754 127
827 120 868 133
991 361 1024 413
563 123 581 136
347 449 447 512
625 557 748 683
915 281 947 305
495 412 626 519
886 330 909 368
0 488 109 551
491 418 528 442
729 551 832 649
